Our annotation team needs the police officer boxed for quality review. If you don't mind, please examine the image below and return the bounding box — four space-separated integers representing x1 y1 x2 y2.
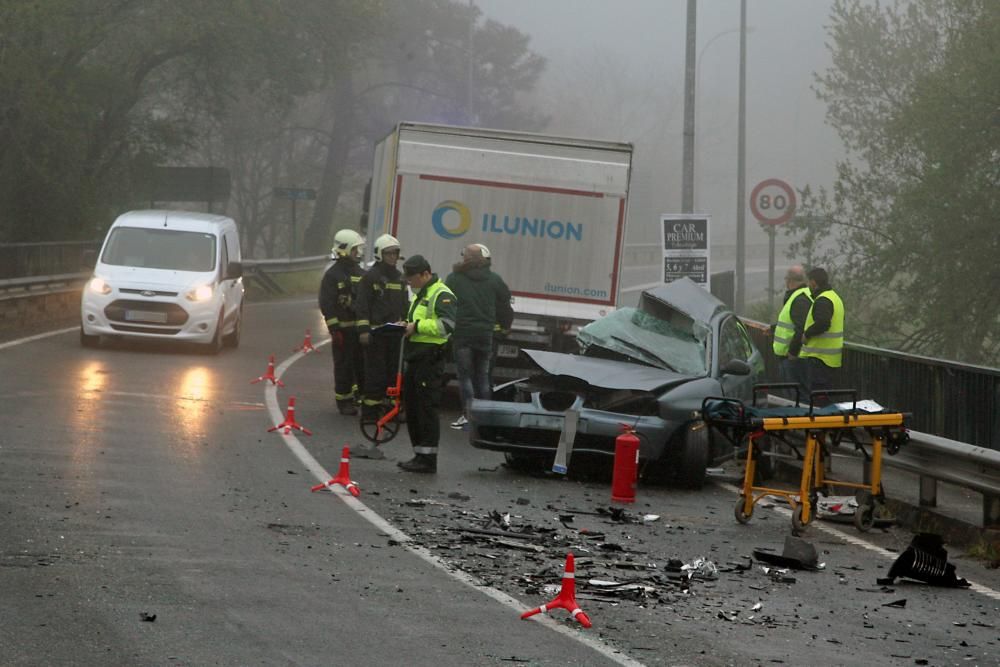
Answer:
355 234 408 423
398 254 456 473
772 264 813 398
801 267 844 403
319 229 366 415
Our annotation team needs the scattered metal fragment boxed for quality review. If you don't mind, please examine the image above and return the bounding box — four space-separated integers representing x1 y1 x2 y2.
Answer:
882 599 907 608
139 612 157 622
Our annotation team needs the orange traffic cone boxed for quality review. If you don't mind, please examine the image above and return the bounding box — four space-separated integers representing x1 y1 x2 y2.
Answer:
250 354 285 387
268 396 312 435
520 553 591 628
294 329 316 354
310 446 360 497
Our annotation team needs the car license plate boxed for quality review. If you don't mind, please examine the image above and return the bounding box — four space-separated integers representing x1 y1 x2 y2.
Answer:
125 309 167 324
497 343 520 358
519 414 565 430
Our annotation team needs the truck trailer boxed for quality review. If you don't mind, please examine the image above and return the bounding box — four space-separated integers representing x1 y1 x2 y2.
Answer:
363 122 633 375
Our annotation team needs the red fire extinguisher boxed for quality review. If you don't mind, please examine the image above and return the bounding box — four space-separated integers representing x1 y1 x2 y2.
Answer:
611 424 640 503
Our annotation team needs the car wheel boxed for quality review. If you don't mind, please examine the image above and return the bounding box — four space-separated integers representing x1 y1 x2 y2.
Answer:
80 325 100 348
223 306 242 348
203 312 224 355
671 420 710 489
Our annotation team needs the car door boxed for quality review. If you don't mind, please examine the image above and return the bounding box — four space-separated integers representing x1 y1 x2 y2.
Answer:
717 315 758 400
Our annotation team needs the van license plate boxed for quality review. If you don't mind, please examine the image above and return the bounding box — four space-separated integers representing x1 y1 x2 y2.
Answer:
497 344 519 358
125 310 167 323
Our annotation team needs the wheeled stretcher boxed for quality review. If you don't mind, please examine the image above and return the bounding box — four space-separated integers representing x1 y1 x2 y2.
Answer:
703 384 909 535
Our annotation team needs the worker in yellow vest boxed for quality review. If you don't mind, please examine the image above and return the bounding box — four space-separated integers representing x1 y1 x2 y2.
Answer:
771 265 812 399
800 267 844 404
397 255 457 473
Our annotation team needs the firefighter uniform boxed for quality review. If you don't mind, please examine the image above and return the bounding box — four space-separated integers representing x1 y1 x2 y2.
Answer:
355 254 408 420
399 255 456 473
319 253 366 414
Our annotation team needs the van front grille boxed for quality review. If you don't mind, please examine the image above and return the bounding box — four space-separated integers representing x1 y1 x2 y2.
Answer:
104 300 189 325
119 288 178 297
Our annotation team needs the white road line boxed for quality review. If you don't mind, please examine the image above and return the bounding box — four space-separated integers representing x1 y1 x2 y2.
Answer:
0 326 77 350
267 345 645 667
717 481 1000 601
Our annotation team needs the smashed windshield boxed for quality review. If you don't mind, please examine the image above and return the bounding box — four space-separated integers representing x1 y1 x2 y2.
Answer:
102 227 216 272
577 307 708 375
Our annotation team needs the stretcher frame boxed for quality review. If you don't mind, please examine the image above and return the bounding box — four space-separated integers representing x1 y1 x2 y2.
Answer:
703 385 908 535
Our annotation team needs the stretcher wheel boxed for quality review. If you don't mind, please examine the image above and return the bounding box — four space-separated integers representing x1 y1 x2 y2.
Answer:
791 504 808 536
734 497 752 524
854 491 875 532
360 415 400 444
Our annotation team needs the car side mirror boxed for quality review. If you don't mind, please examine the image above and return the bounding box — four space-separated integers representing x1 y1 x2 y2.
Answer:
720 359 752 376
225 261 243 280
81 249 96 270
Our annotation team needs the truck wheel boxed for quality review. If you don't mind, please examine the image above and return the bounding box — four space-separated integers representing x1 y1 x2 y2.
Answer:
670 421 710 489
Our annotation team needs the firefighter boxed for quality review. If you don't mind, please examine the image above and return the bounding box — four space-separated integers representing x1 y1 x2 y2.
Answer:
318 229 366 415
355 234 408 423
398 254 457 473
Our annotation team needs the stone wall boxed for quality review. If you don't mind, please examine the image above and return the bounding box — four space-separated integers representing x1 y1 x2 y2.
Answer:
0 288 83 333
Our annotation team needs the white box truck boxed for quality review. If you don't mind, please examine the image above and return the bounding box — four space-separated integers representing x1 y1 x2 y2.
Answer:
363 122 633 376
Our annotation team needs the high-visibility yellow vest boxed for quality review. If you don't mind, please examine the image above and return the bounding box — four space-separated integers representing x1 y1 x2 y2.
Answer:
801 289 844 368
407 279 455 345
772 286 813 357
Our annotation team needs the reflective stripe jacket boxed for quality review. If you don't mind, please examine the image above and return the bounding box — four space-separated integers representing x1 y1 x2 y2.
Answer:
405 275 456 356
772 286 813 357
355 261 408 335
801 288 844 368
319 257 365 330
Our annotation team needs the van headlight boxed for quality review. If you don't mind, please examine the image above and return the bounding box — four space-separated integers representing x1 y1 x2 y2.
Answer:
88 277 111 295
185 284 214 302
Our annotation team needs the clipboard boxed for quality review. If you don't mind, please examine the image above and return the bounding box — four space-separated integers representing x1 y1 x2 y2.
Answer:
372 322 407 335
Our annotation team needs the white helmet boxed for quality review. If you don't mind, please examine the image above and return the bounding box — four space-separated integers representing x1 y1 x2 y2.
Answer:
332 229 365 258
462 243 491 259
373 234 401 262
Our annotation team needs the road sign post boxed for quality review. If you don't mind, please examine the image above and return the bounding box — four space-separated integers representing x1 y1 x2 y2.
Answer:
749 179 796 313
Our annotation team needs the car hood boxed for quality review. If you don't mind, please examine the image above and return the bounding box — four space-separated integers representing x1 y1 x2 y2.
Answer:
95 263 216 291
523 349 697 392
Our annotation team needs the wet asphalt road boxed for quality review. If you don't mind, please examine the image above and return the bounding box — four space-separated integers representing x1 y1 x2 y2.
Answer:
1 298 998 667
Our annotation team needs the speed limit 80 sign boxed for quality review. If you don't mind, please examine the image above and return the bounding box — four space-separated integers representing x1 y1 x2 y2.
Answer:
750 178 797 226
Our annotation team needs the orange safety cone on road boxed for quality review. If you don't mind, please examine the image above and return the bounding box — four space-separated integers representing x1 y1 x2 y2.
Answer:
268 396 312 435
250 354 285 387
310 446 360 497
294 329 316 354
520 553 592 628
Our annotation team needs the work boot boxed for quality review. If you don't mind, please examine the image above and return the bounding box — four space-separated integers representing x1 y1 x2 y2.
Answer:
337 400 358 416
397 454 436 473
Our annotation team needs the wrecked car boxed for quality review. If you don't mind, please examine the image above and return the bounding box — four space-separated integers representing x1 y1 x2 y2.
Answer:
468 278 765 487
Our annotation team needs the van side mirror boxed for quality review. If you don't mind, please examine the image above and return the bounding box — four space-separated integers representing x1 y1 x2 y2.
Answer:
720 359 752 376
82 249 96 270
225 261 243 280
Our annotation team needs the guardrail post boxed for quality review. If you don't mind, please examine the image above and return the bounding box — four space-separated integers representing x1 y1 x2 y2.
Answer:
985 494 1000 530
918 475 938 508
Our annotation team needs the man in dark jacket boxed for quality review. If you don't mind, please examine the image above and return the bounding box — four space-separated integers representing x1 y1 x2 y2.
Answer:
444 243 514 430
319 229 366 415
355 234 408 422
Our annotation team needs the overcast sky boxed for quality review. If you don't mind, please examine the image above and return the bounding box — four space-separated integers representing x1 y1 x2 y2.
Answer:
474 0 842 254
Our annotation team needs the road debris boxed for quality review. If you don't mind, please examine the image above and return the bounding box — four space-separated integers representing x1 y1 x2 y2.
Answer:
877 533 970 588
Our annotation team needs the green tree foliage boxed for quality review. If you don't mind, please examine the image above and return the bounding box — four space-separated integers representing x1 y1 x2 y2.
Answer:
786 0 1000 366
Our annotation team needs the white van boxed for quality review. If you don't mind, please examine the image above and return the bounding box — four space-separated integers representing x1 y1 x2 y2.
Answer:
80 210 245 353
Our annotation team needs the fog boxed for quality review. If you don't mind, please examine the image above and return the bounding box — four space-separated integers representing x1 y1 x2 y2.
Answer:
476 0 842 261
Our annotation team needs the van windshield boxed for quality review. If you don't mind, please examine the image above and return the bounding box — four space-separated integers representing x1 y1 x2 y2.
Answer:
101 227 217 272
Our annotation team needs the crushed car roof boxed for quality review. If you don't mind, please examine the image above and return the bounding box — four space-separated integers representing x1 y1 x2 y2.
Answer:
639 277 727 327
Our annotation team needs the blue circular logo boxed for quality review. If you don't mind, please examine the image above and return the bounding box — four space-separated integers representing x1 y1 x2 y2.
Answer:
431 200 471 239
